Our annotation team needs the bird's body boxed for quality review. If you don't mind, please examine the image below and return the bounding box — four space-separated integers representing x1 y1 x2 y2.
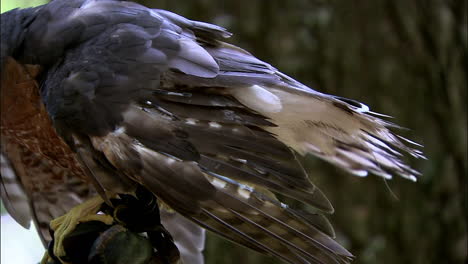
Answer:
0 1 423 263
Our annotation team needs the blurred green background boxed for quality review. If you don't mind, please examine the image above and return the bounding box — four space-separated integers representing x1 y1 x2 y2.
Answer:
1 0 46 12
1 0 467 263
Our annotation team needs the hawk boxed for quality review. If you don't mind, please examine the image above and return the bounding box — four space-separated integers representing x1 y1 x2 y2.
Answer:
0 0 424 263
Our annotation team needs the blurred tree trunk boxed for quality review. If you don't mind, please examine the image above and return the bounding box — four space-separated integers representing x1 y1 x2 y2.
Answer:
135 1 466 263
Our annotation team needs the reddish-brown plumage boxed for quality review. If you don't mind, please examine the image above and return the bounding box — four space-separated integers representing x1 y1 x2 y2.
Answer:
1 58 87 192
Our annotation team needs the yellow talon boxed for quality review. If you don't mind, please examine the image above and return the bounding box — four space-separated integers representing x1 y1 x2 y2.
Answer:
40 252 52 264
49 196 114 262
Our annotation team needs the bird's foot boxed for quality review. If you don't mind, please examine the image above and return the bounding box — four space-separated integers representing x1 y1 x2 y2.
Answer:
43 196 113 263
40 187 180 264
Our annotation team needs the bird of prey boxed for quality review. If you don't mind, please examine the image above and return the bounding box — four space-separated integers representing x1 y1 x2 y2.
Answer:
0 0 424 263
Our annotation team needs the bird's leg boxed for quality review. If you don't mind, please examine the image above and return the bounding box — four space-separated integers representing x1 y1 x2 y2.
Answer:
102 187 181 263
44 195 114 263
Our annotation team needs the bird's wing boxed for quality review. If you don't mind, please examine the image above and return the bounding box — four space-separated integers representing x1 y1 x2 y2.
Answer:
1 1 424 263
30 3 350 262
